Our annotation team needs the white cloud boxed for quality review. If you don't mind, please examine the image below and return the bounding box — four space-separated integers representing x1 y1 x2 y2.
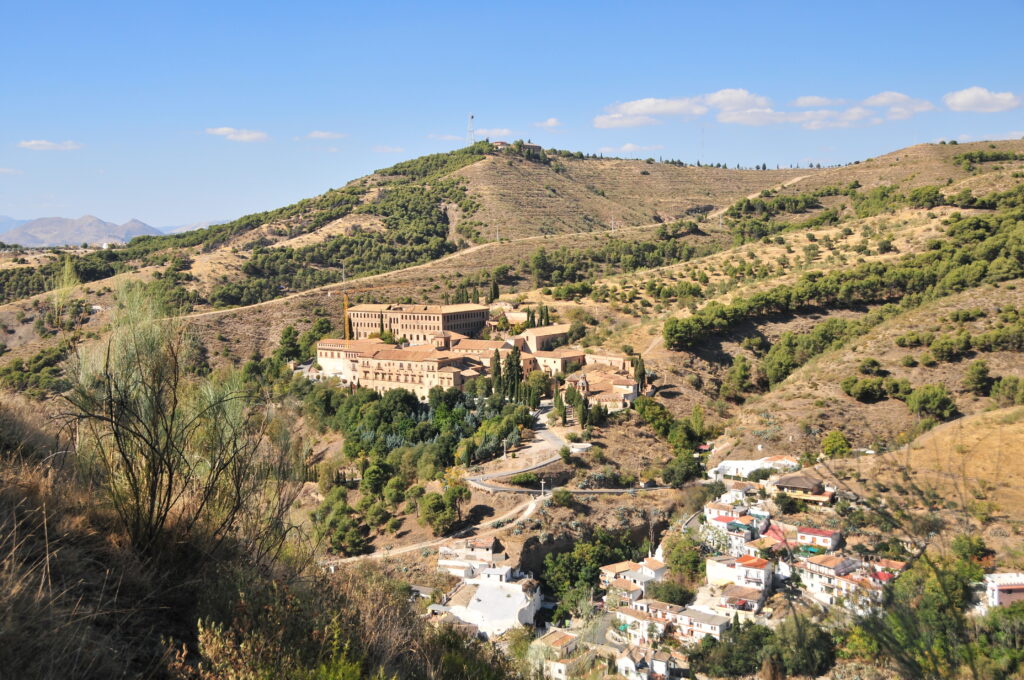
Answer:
717 105 874 130
474 128 511 137
0 168 22 175
205 127 268 142
943 86 1020 113
534 117 561 129
428 133 463 141
615 97 710 116
373 145 405 153
594 113 660 128
861 91 934 119
792 95 846 107
307 130 346 140
18 139 81 151
597 143 663 154
595 88 937 131
702 89 769 111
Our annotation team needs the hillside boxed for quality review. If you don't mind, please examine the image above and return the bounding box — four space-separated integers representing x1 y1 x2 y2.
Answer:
807 406 1024 568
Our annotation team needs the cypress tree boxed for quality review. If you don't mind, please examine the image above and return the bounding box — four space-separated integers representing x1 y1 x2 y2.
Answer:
491 349 502 394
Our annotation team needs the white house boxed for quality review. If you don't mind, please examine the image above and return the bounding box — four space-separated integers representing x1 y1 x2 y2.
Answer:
446 576 542 638
707 455 800 481
675 607 731 641
613 606 668 646
796 527 843 551
796 554 862 606
983 573 1024 611
615 646 688 680
706 554 773 591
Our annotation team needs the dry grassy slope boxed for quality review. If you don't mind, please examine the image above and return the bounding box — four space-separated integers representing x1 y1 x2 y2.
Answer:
807 406 1024 567
772 139 1024 196
456 155 810 239
714 280 1024 463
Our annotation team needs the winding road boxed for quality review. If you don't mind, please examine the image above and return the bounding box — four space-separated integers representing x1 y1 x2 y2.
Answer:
322 407 674 566
464 407 670 495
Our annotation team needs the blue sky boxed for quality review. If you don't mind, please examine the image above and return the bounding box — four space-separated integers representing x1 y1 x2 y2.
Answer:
1 0 1022 226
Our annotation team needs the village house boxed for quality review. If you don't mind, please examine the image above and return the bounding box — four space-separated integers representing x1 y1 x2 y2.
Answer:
796 553 862 606
797 526 843 552
445 571 541 639
613 606 668 646
675 607 731 642
615 646 688 680
632 597 686 626
599 558 668 593
707 454 800 481
706 554 773 591
983 573 1024 611
531 629 594 680
703 501 746 523
770 472 834 505
717 583 767 616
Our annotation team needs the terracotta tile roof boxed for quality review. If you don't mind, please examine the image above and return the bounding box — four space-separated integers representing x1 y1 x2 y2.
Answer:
798 526 841 538
610 578 643 592
452 339 509 351
536 630 576 649
521 324 571 337
736 555 769 569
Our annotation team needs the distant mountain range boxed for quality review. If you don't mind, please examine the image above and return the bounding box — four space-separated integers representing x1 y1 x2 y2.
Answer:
0 215 226 247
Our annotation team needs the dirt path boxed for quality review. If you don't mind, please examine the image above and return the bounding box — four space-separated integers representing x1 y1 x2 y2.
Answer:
321 495 540 566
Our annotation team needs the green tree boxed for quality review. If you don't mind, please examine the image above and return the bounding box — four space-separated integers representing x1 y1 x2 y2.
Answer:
550 488 573 507
633 356 647 390
360 462 391 497
275 325 301 362
644 580 694 606
821 429 852 458
665 533 704 582
963 359 992 396
769 616 836 677
490 349 502 394
719 355 753 402
907 384 957 420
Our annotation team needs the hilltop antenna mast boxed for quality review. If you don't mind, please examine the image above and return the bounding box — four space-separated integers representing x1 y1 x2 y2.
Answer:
467 113 475 144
